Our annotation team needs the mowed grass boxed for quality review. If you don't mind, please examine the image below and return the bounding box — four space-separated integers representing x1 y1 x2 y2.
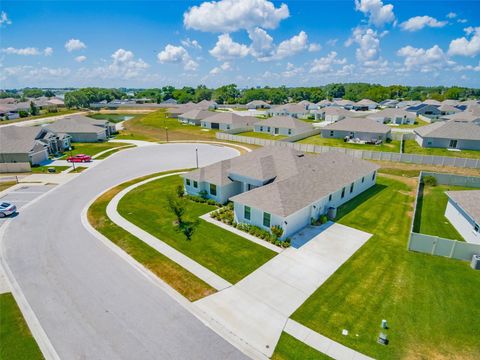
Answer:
88 113 136 123
0 181 17 191
297 136 401 153
0 293 43 360
87 170 216 301
387 117 429 129
404 140 480 159
413 184 470 240
272 333 332 360
31 165 70 173
119 109 219 141
236 131 287 140
60 142 131 158
292 176 480 359
118 175 276 283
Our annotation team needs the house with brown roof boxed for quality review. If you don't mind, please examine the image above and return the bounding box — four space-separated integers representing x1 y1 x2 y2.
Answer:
321 118 392 141
254 116 313 136
445 190 480 244
246 100 271 109
413 120 480 150
201 112 256 131
178 109 214 125
182 146 379 239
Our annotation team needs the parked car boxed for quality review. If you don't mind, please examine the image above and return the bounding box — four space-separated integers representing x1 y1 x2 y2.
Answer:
0 202 16 218
67 154 92 163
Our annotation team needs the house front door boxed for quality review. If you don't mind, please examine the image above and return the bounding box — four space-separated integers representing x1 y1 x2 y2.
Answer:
274 127 279 134
449 139 458 148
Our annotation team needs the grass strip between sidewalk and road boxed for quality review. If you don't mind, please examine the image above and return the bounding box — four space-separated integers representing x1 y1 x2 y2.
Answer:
87 170 216 301
0 292 44 360
272 332 332 360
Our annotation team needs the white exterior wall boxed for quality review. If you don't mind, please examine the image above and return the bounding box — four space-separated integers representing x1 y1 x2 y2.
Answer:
29 148 49 165
234 202 284 234
415 135 480 150
321 129 389 141
184 178 242 204
445 200 480 244
254 125 296 136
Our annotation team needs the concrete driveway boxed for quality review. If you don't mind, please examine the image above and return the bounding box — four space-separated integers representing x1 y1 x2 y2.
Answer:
1 144 249 360
196 223 372 357
0 185 55 222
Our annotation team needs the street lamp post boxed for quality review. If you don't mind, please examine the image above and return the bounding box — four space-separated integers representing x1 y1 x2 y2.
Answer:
69 150 76 172
195 148 199 168
163 113 169 142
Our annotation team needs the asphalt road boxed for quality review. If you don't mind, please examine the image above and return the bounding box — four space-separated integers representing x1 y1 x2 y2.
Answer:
1 143 248 360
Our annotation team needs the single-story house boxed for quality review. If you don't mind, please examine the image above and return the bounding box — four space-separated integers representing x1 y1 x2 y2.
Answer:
267 104 311 119
353 99 378 111
332 99 354 110
178 109 214 125
201 113 256 131
182 146 379 239
423 99 442 106
440 111 480 124
397 100 421 108
46 115 114 142
406 104 442 120
413 120 480 150
321 117 392 141
161 98 178 105
0 104 20 120
441 99 460 107
379 99 399 108
367 108 416 125
445 190 480 244
0 126 50 165
313 107 349 122
438 104 461 116
298 100 318 110
196 100 218 110
317 99 332 108
254 116 313 136
167 103 198 118
246 100 271 109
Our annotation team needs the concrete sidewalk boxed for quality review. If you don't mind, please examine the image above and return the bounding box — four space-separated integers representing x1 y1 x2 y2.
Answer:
196 223 372 357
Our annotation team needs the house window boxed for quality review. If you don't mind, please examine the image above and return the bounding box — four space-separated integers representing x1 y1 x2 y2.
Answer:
362 177 365 183
475 224 479 233
328 194 332 201
260 126 263 132
210 184 217 196
193 181 198 188
226 125 230 130
186 179 191 186
330 130 334 137
267 127 271 132
341 187 345 198
350 183 354 193
263 212 271 227
288 129 292 135
372 171 376 180
244 206 251 220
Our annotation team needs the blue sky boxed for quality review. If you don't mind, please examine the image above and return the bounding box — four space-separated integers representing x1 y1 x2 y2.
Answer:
1 0 479 88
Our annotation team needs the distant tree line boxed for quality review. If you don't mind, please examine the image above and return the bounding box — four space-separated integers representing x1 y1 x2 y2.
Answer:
0 88 56 99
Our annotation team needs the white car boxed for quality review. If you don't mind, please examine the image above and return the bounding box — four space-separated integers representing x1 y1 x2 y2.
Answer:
0 202 16 218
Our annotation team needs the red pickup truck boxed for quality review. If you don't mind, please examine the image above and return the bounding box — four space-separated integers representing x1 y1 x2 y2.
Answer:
66 154 92 163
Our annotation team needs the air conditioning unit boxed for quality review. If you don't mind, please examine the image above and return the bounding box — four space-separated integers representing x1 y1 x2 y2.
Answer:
471 254 480 270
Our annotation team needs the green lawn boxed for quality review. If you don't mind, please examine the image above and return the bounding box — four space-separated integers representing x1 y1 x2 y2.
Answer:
272 333 332 360
31 165 70 173
88 113 137 123
387 117 429 129
404 140 480 159
60 142 131 158
292 176 480 359
297 136 401 153
88 170 216 301
118 175 276 283
119 109 219 141
413 184 470 240
378 167 421 178
0 293 43 360
236 131 287 140
0 181 17 192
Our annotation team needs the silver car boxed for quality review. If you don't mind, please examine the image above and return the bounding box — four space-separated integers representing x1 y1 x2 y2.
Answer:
0 202 16 218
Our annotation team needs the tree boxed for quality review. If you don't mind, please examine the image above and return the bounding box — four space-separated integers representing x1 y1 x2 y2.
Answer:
178 219 199 241
44 90 55 97
270 225 284 240
167 196 185 224
176 184 185 198
213 84 240 104
29 101 39 116
194 85 213 102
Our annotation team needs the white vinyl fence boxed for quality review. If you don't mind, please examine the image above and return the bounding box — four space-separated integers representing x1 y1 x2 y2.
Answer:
0 162 31 173
217 133 480 169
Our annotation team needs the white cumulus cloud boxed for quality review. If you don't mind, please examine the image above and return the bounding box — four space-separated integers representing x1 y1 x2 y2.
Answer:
448 26 480 57
310 51 347 73
0 11 12 26
400 16 447 32
209 34 249 60
1 47 52 56
308 43 322 52
181 38 202 49
354 0 395 27
75 55 87 63
157 44 199 71
43 47 53 56
397 45 454 72
210 62 231 75
447 12 457 19
65 39 86 52
184 0 289 32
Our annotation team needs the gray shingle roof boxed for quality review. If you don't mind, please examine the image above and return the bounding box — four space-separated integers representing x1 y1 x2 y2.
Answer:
254 116 314 130
322 117 391 134
179 109 215 120
0 126 44 154
270 103 309 113
446 190 480 224
204 112 256 126
414 120 480 140
367 108 416 120
46 115 108 134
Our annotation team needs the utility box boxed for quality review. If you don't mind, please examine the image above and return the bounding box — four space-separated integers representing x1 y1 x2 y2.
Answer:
327 207 337 220
47 167 56 173
471 254 480 270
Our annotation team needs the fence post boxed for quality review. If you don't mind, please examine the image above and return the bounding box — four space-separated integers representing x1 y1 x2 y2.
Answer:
431 236 439 255
449 240 457 258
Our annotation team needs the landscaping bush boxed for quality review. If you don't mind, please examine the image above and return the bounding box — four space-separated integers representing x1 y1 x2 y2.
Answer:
271 225 284 240
423 175 437 186
320 215 328 224
199 190 208 199
176 184 184 198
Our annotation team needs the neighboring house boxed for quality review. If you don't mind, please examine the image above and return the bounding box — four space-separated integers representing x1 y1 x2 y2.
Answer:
367 108 416 125
267 103 310 119
445 190 480 245
379 99 399 108
201 113 256 131
246 100 271 109
0 126 50 165
182 146 379 239
161 98 177 105
46 115 114 142
438 104 460 116
167 103 198 118
298 100 318 110
413 120 480 150
313 107 349 122
254 116 313 136
332 99 354 110
178 109 214 125
441 99 460 107
353 99 378 111
0 104 20 120
196 100 218 110
317 99 332 108
321 118 392 141
423 99 442 106
406 104 442 120
440 111 480 124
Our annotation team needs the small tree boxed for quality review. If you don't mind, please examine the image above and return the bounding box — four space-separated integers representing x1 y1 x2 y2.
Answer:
270 225 284 240
199 190 208 199
178 219 199 241
167 196 185 224
423 175 437 187
176 184 185 198
30 101 39 116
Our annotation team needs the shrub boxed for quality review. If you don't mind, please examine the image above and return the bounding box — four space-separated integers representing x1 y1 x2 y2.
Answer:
423 175 437 187
320 215 328 224
176 184 185 198
199 190 208 199
270 225 284 240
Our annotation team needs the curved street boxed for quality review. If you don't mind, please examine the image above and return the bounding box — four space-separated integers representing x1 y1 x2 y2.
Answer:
1 143 248 360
